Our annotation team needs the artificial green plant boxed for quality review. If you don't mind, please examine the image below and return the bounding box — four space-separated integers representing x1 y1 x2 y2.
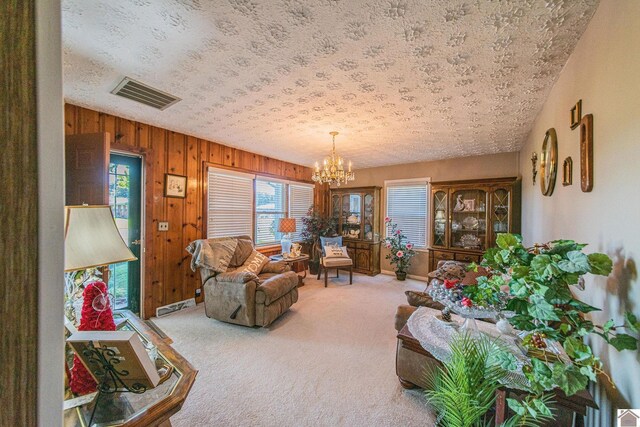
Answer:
463 234 638 416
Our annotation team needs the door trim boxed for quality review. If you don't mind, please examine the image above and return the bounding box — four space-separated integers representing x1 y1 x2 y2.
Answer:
111 143 153 318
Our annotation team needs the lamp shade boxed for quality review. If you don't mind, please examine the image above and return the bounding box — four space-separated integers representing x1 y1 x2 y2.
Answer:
64 205 137 272
277 218 296 233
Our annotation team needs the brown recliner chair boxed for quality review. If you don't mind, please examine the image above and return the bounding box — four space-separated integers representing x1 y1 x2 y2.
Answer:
189 236 299 327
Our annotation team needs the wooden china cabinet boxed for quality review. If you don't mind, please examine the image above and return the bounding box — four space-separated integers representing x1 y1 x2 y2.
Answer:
329 186 381 275
428 177 521 271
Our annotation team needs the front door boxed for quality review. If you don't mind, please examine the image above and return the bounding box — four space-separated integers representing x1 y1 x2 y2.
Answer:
108 153 142 314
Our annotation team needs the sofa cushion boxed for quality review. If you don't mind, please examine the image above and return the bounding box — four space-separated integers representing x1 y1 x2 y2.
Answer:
236 250 270 275
427 260 467 281
255 271 299 305
261 261 290 274
229 237 255 268
321 256 353 267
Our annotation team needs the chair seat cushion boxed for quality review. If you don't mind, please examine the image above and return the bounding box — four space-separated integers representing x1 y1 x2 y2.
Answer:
322 257 353 267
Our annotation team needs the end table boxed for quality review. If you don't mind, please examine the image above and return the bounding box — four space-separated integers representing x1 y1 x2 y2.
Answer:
269 254 309 286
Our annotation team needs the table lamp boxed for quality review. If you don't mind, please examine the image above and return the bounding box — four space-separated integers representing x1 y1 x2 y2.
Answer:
64 205 137 319
277 218 296 256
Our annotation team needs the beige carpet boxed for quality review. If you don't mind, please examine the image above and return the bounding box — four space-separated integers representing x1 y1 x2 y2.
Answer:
153 272 437 427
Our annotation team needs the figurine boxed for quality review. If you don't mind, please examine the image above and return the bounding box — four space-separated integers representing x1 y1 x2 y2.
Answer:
453 194 465 212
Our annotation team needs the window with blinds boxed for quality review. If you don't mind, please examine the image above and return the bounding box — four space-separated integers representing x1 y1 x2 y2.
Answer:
385 181 428 248
207 168 255 239
289 183 314 242
255 179 287 246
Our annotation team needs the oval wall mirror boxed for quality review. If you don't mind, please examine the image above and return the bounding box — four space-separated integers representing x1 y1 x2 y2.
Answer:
540 128 558 196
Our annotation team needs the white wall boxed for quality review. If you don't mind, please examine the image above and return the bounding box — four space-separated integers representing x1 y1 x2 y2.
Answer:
518 0 640 423
37 0 64 425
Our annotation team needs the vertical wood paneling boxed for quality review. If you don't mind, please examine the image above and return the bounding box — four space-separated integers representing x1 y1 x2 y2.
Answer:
65 104 318 317
1 1 38 424
165 132 186 305
116 117 137 148
149 125 167 316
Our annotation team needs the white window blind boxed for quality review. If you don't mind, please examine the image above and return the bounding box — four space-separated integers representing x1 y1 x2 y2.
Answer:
255 178 287 246
207 168 254 239
289 183 314 242
385 182 428 248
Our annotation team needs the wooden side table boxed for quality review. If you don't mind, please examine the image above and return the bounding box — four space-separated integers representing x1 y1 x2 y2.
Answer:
269 254 309 286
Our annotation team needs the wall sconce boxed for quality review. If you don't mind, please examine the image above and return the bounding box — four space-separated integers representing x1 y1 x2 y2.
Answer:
531 152 538 185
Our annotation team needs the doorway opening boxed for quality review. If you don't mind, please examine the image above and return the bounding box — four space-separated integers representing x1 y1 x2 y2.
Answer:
108 153 142 314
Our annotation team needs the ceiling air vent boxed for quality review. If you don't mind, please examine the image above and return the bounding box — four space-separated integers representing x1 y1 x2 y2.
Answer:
111 77 181 110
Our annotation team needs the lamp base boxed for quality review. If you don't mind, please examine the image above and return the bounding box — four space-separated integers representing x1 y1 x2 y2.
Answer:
281 237 292 256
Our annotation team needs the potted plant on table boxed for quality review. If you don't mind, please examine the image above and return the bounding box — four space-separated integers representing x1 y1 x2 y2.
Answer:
384 217 416 281
446 233 639 424
300 206 337 275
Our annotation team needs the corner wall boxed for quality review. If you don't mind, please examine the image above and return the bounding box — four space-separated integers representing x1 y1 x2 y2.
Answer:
518 0 640 422
337 152 519 277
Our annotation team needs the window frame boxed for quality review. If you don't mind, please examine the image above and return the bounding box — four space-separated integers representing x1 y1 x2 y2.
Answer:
384 178 430 249
254 177 289 247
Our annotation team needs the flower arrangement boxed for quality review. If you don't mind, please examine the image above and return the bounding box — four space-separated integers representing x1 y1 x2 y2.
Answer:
428 278 509 320
383 217 416 280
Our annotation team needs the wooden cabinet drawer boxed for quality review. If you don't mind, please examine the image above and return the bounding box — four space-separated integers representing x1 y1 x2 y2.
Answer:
454 253 481 263
432 250 454 261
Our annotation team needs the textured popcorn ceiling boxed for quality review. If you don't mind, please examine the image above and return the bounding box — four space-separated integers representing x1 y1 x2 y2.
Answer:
62 0 599 168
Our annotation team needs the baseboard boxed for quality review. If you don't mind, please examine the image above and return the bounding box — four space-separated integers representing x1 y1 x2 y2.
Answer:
381 269 429 282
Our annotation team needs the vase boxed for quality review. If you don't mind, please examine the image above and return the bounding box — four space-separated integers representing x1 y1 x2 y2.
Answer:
395 271 407 281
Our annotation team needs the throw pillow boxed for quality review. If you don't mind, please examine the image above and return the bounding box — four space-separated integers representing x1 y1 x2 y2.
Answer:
229 237 254 268
320 236 342 255
427 260 467 281
324 245 349 258
236 250 270 275
405 291 445 310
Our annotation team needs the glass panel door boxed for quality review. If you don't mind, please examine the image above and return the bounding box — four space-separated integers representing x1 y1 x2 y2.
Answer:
108 154 142 314
491 188 511 244
432 190 447 247
363 193 374 241
341 193 361 239
450 188 487 251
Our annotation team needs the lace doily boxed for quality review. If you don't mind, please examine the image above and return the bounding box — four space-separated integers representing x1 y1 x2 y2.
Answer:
407 307 540 391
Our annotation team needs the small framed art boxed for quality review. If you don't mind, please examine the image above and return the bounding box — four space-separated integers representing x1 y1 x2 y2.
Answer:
164 173 187 198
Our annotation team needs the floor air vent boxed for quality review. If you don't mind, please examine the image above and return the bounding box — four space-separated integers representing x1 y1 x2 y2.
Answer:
111 77 181 110
155 298 196 317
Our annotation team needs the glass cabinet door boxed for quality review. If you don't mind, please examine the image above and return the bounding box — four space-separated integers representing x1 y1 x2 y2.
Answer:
341 193 361 239
432 190 447 247
363 193 374 241
449 188 487 251
490 187 511 245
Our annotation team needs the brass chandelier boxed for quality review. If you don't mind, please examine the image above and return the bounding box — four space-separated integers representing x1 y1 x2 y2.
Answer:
311 131 355 187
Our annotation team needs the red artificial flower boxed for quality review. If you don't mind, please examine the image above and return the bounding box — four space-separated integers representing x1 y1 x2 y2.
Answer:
461 297 473 307
444 279 459 289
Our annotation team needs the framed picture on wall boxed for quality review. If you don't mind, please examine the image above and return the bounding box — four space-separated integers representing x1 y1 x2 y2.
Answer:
164 173 187 198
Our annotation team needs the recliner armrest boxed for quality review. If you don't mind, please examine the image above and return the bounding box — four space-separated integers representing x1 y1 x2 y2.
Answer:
255 271 298 305
261 261 291 274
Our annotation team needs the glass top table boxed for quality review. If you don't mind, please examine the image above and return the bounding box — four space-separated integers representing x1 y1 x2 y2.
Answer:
63 311 196 427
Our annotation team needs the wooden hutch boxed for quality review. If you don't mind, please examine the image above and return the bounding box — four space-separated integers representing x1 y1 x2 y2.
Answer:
428 177 521 271
329 186 381 275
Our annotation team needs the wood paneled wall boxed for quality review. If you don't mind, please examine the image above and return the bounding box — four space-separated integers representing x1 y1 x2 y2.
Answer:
64 104 328 318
